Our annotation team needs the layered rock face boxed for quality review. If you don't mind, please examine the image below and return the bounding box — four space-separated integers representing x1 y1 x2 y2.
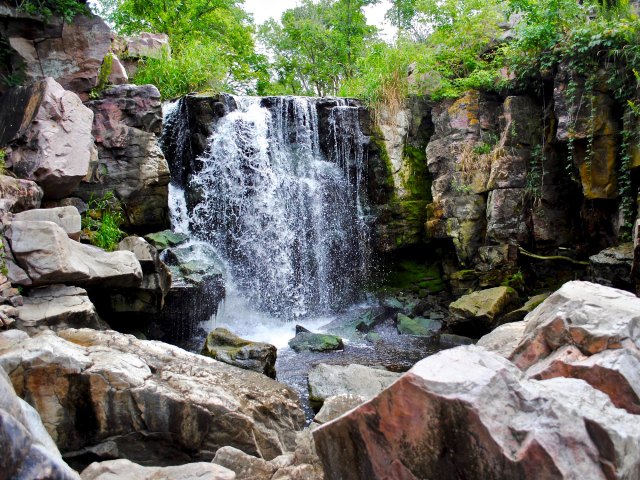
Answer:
77 84 170 232
0 328 305 467
0 7 111 99
314 281 640 479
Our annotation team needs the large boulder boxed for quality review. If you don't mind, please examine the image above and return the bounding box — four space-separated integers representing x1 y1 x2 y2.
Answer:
16 285 108 334
2 78 94 198
81 459 234 480
77 84 169 233
0 328 305 467
201 328 277 379
313 346 640 480
6 220 142 287
0 367 80 480
14 206 82 240
307 364 401 409
589 243 634 291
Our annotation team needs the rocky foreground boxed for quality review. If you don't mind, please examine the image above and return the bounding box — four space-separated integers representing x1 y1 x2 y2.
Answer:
1 280 639 479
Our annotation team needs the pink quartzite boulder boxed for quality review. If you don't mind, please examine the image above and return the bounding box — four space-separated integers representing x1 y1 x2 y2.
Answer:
313 345 640 480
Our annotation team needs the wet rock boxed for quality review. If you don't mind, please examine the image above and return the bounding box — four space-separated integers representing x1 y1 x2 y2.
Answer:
144 230 189 251
16 285 108 334
486 188 528 244
0 367 80 480
107 55 128 85
449 286 519 326
77 84 169 233
213 446 276 480
6 220 142 288
0 175 43 213
589 243 634 291
14 206 82 240
313 394 366 425
438 333 476 347
313 346 640 480
81 459 234 480
151 242 224 342
3 78 94 198
202 328 277 378
396 313 442 336
307 363 401 409
0 328 305 466
288 332 344 353
372 200 428 252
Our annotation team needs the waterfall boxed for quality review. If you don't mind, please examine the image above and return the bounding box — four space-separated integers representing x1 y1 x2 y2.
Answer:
164 94 371 327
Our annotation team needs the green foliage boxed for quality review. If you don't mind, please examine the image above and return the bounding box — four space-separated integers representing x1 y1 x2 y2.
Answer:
98 0 261 98
0 238 7 277
132 42 229 99
82 192 125 251
89 53 114 100
259 0 379 96
501 269 525 290
14 0 87 22
0 149 6 175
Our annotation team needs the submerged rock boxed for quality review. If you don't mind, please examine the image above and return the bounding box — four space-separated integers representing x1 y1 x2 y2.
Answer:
202 328 277 378
396 313 442 336
307 363 401 409
0 328 305 467
288 331 344 353
313 346 640 480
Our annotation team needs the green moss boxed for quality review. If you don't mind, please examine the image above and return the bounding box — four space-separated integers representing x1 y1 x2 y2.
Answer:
370 128 396 197
385 260 444 293
402 144 432 201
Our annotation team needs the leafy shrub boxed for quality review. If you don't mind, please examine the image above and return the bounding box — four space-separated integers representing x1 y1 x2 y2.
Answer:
14 0 87 22
82 192 126 251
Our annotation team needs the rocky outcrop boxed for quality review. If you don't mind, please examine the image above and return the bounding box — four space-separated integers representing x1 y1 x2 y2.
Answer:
16 285 107 334
0 8 111 98
202 328 277 379
0 367 80 480
114 33 171 78
1 78 94 198
313 345 640 480
0 328 305 466
77 84 169 233
6 220 142 287
307 364 401 409
81 459 234 480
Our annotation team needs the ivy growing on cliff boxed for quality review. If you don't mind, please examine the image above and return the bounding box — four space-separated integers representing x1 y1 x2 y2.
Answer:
13 0 88 21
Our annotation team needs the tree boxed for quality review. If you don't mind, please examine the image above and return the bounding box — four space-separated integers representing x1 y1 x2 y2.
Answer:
259 0 379 96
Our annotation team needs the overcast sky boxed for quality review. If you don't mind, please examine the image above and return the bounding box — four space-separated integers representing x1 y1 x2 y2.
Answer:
242 0 396 39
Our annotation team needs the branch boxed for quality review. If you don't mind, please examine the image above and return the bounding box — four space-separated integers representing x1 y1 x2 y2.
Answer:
518 247 589 266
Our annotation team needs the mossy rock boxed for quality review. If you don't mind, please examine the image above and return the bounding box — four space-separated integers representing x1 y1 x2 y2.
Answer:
201 327 276 378
288 332 344 353
385 260 444 294
144 230 189 251
449 286 520 327
396 313 442 336
500 293 550 324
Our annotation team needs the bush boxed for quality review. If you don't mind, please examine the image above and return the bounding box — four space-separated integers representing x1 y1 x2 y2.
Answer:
14 0 87 21
132 40 229 99
81 192 126 251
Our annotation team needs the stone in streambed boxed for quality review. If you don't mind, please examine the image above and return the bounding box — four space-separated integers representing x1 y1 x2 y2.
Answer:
308 363 401 409
288 330 343 353
202 328 277 378
144 230 189 251
448 286 519 326
396 313 442 336
313 394 366 425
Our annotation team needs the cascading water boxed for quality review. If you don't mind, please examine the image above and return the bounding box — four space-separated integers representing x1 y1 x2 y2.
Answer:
185 96 371 323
